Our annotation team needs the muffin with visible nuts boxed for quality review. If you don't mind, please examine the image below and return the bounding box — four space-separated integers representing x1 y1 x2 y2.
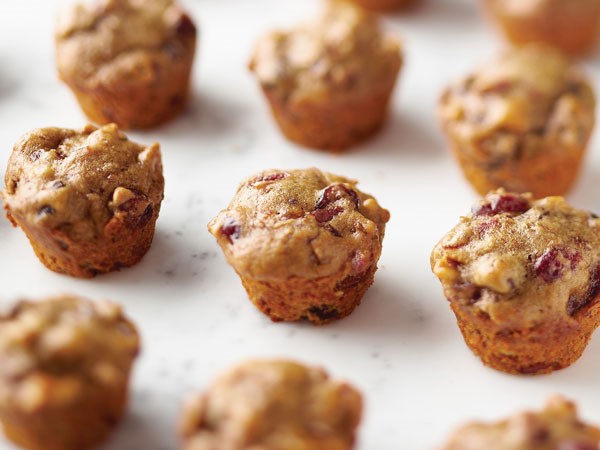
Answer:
1 123 164 278
438 44 595 198
249 1 402 151
431 190 600 375
179 359 362 450
0 295 140 450
439 396 600 450
208 168 390 324
55 0 197 129
483 0 600 55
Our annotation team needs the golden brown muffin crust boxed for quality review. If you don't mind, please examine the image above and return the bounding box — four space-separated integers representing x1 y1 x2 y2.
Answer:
208 168 390 281
56 0 194 85
440 397 600 450
249 1 401 104
179 359 362 450
431 190 600 329
2 123 163 243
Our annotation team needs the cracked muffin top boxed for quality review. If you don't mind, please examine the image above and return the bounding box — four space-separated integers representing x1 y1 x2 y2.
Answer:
0 295 139 412
2 123 164 242
55 0 196 85
439 44 595 160
248 0 401 103
208 168 390 281
440 396 600 450
431 190 600 328
180 359 362 450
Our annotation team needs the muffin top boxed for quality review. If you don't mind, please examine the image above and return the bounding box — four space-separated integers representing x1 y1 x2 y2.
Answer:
248 1 401 103
55 0 196 85
439 45 595 161
180 359 362 450
0 295 139 412
440 397 600 450
2 123 164 242
208 168 390 281
431 190 600 328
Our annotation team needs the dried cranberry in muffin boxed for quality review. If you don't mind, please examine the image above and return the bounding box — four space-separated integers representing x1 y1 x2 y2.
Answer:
440 396 600 450
431 189 600 374
208 168 390 324
179 359 362 450
0 295 140 450
438 44 595 198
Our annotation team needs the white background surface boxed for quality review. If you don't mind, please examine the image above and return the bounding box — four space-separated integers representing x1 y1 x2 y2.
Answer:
1 1 600 449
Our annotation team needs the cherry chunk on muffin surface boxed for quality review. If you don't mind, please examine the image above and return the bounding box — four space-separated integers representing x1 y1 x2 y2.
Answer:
0 295 140 450
208 168 390 324
431 190 600 375
438 44 595 198
249 1 402 151
1 123 164 278
439 396 600 450
179 359 363 450
55 0 197 129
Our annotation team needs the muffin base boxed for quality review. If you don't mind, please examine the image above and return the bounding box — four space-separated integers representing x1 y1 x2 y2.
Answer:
239 266 377 324
65 67 192 130
5 203 160 278
483 2 600 54
450 299 600 375
444 136 586 198
350 0 417 12
0 380 129 450
262 80 397 152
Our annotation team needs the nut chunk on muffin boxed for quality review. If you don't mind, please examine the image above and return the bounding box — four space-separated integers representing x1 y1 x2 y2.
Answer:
179 359 363 450
208 168 390 324
55 0 197 129
1 123 164 278
349 0 417 12
431 190 600 375
249 1 402 151
440 396 600 450
483 0 600 55
0 295 140 450
438 44 595 198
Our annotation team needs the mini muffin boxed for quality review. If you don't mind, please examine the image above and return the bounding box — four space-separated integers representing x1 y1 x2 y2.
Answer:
179 359 362 450
438 44 595 198
0 295 140 450
483 0 600 55
55 0 197 129
439 396 600 450
431 190 600 375
1 123 164 278
208 168 390 324
348 0 416 12
248 1 402 151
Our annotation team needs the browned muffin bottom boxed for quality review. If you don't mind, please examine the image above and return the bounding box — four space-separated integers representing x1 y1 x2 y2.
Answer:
483 0 600 55
1 123 164 278
179 359 362 450
439 396 600 450
0 295 140 450
249 1 402 151
431 190 600 375
438 44 595 198
55 0 197 129
208 168 390 324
